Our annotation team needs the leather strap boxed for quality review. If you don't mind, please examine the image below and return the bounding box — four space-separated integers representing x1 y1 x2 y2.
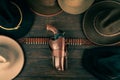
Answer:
19 37 96 45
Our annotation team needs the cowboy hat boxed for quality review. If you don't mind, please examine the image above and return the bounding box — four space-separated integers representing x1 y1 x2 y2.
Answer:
26 0 63 17
83 1 120 45
58 0 95 14
0 0 34 39
82 46 120 80
0 35 24 80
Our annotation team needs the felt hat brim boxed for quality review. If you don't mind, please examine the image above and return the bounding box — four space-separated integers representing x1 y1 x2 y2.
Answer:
83 1 120 46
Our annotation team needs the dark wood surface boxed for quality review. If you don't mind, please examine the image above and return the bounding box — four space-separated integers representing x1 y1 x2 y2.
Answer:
14 7 98 80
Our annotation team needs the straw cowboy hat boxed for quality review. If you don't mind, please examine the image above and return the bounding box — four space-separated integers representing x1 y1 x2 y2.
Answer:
26 0 62 16
0 0 34 39
82 46 120 80
0 35 24 80
58 0 95 14
83 1 120 45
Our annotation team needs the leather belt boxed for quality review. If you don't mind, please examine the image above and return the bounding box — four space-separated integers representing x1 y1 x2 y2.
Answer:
19 37 94 46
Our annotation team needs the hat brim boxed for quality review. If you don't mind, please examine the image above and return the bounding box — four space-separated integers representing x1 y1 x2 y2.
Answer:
82 46 120 80
0 35 24 80
83 1 120 45
0 0 35 39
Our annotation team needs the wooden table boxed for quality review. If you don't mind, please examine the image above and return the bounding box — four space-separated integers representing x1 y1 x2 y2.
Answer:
14 7 98 80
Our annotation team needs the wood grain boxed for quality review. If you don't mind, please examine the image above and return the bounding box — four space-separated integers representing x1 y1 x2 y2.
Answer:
14 5 98 80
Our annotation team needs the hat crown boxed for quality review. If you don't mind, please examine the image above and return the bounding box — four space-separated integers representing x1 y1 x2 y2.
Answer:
0 0 20 28
26 0 62 16
94 8 120 36
41 0 56 6
0 56 7 63
0 46 11 63
64 0 84 7
27 0 56 7
0 54 9 70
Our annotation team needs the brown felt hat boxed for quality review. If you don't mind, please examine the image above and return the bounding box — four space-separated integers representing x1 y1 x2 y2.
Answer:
58 0 95 14
83 1 120 46
26 0 63 16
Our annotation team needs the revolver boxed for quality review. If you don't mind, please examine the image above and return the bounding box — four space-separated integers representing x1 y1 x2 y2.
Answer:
47 24 67 71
